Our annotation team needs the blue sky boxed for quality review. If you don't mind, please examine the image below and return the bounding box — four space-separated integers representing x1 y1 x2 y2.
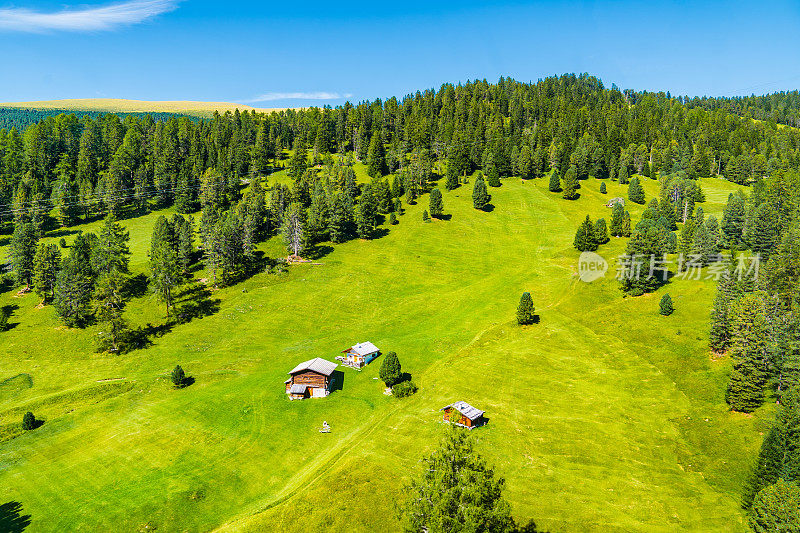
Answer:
1 1 799 105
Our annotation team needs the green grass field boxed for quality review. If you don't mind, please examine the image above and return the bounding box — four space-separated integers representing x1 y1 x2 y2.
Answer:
0 98 287 117
0 173 765 532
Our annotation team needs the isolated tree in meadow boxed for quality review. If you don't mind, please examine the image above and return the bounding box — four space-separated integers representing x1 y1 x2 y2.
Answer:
171 365 187 388
628 177 645 205
486 162 501 187
400 426 515 533
548 169 561 192
573 215 598 252
472 174 491 210
593 218 609 244
517 292 535 325
9 221 37 288
379 351 402 387
429 188 444 218
94 270 129 353
725 294 769 413
750 479 800 533
150 239 181 319
561 165 579 200
32 243 61 304
599 181 607 194
281 202 306 256
22 411 36 431
94 213 131 275
659 293 673 316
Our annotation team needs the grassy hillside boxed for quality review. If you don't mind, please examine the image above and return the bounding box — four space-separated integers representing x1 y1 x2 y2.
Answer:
0 173 762 532
0 99 286 117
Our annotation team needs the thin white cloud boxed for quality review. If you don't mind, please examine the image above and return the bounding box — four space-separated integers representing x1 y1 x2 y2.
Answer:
248 92 353 102
0 0 179 33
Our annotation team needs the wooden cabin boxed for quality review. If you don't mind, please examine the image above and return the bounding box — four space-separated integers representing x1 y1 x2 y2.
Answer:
440 401 487 429
338 341 380 369
285 358 338 400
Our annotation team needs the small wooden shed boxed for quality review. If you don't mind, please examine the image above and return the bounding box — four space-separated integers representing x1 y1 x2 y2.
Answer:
440 401 487 429
285 358 338 400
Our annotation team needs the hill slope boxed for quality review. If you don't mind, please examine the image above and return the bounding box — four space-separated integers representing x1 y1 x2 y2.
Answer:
0 98 285 116
0 173 758 532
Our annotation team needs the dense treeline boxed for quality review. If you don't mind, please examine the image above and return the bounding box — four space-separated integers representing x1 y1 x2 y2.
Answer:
0 107 192 132
5 73 800 237
683 91 800 128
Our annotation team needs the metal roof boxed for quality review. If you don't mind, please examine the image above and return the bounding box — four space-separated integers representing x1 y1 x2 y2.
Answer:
288 357 338 376
350 342 379 356
289 384 308 394
440 401 485 421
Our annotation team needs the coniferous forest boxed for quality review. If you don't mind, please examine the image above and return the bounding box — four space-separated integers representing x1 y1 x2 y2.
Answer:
5 73 800 531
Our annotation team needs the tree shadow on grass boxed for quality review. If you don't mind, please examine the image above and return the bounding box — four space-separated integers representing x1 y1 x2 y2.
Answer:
433 214 452 221
124 273 149 299
173 279 221 324
480 204 495 212
370 228 390 240
2 304 20 331
306 244 334 261
0 501 31 532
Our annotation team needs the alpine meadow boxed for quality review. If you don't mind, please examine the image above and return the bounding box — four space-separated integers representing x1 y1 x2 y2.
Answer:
4 4 800 531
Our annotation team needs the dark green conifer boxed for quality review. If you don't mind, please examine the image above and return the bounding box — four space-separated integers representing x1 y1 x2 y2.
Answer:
659 294 673 316
472 175 491 210
573 215 598 252
379 351 402 386
516 292 535 325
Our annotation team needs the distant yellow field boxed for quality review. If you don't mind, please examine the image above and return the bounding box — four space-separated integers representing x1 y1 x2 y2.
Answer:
0 98 288 117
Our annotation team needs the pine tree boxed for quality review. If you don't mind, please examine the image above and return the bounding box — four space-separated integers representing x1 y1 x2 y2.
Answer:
282 202 306 255
389 211 398 225
622 211 632 237
400 426 515 533
486 162 501 187
54 234 95 327
429 188 444 218
32 243 61 303
517 292 535 325
171 365 187 388
379 351 402 386
746 202 781 262
726 293 769 413
659 293 673 316
561 165 579 200
94 270 129 353
610 203 625 237
366 131 386 178
690 220 716 265
8 221 37 288
422 210 431 223
94 213 131 275
600 181 607 194
548 169 561 192
150 238 181 319
22 411 36 431
594 218 609 244
472 175 491 210
288 138 308 178
750 479 800 533
721 193 746 249
628 177 645 204
619 165 630 184
573 215 598 252
356 186 377 238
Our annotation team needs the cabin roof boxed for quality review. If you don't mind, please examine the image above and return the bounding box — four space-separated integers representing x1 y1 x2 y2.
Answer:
288 357 338 376
288 384 308 394
440 401 485 421
347 341 379 356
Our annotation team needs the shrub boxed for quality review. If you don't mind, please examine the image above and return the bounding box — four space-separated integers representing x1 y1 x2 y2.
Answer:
659 294 674 316
22 411 36 430
171 365 186 388
59 237 67 248
422 210 431 223
392 380 418 398
389 212 398 225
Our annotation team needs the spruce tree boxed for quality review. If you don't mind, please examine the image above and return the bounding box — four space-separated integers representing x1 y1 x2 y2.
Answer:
486 162 501 187
422 210 431 223
746 202 781 262
429 188 444 218
94 270 129 353
690 220 716 265
659 293 673 316
516 292 535 325
171 365 187 388
725 294 769 413
594 218 609 244
366 131 386 177
561 165 579 200
379 351 402 386
94 213 131 275
54 234 95 327
628 177 645 204
472 175 491 210
600 181 607 194
721 193 746 249
573 215 598 252
619 165 630 184
150 238 181 319
548 169 561 192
